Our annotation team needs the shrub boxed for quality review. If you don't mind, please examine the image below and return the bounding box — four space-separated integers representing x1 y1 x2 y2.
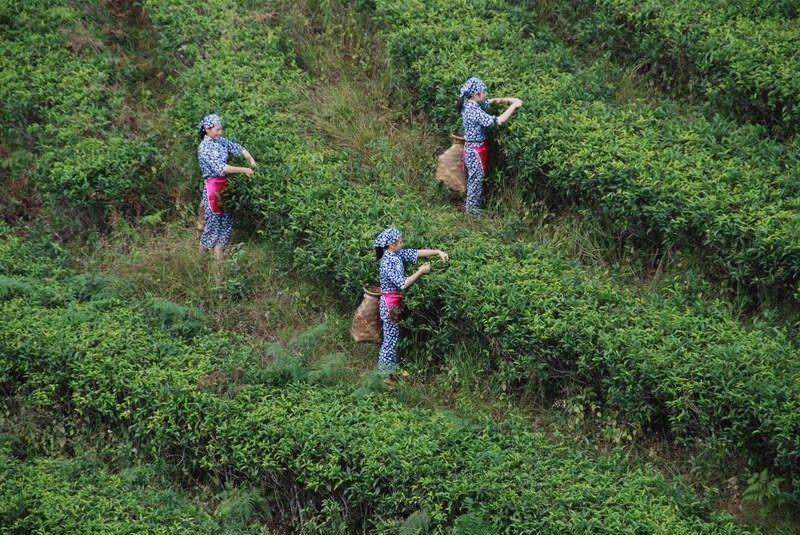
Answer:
0 449 221 533
142 0 800 499
0 0 159 223
373 0 800 300
581 0 800 133
0 263 743 531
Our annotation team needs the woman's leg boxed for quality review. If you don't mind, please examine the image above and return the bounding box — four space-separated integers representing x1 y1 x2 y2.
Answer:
211 212 234 261
378 299 400 372
464 148 484 215
200 187 234 258
200 215 218 253
217 212 233 247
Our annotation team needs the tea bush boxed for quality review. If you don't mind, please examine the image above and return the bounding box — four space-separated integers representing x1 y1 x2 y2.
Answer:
0 256 743 531
372 0 800 300
580 0 800 133
0 0 158 223
0 449 221 533
143 0 800 498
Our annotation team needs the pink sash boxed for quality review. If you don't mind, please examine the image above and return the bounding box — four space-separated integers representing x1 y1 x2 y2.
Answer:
205 177 229 215
382 292 403 310
464 140 491 174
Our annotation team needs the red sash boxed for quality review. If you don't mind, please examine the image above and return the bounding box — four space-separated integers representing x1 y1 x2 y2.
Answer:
464 140 490 174
382 292 403 310
205 176 229 215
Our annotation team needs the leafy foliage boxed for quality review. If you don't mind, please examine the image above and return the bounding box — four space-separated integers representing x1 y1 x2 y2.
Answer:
0 242 743 532
0 448 221 533
373 0 800 301
141 0 800 501
0 0 159 225
579 0 800 133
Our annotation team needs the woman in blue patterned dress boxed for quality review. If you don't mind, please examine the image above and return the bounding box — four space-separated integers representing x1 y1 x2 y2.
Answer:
458 77 522 215
373 227 449 373
197 114 257 260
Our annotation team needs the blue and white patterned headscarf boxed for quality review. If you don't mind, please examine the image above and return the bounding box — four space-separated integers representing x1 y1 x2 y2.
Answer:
373 227 402 249
198 113 223 132
459 77 488 99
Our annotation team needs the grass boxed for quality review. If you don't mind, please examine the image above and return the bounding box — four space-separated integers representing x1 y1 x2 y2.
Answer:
74 222 374 366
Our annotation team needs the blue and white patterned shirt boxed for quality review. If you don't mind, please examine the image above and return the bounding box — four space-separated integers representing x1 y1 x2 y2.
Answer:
379 249 419 293
462 99 497 143
197 136 245 179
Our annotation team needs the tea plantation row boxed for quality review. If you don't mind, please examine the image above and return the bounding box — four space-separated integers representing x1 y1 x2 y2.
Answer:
143 0 800 499
370 0 800 301
579 0 800 133
0 449 223 533
0 0 158 223
0 234 743 532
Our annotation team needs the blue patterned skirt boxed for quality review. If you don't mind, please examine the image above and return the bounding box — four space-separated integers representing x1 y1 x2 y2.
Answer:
200 186 233 249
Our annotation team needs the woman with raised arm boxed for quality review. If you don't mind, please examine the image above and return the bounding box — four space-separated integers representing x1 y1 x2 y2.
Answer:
373 227 448 375
196 114 257 260
458 77 522 215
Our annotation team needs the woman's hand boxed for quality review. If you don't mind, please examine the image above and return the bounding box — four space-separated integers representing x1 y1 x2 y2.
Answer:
242 149 258 169
498 98 523 125
404 262 432 289
225 164 255 177
437 250 449 262
490 97 522 107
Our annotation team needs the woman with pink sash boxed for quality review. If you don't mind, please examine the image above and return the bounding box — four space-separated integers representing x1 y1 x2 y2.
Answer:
196 114 257 260
457 77 522 216
373 227 449 374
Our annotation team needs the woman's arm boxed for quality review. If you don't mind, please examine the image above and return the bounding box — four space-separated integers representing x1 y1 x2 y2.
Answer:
417 249 449 262
403 262 431 290
497 98 523 125
224 164 254 176
223 138 257 168
242 149 258 168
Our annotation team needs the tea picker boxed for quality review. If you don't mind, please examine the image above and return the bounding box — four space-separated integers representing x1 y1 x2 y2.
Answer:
437 77 522 215
196 113 258 261
360 227 448 375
